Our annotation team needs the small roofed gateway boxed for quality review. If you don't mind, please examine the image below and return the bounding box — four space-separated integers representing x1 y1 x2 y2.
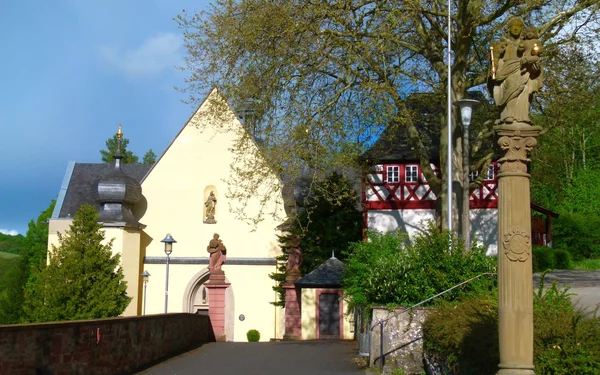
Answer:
47 89 288 342
283 253 354 340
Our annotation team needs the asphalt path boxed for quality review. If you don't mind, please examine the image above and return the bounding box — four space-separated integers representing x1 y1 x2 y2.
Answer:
136 340 364 375
533 269 600 314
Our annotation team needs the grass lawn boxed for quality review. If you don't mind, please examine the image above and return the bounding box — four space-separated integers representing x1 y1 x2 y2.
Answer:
571 257 600 270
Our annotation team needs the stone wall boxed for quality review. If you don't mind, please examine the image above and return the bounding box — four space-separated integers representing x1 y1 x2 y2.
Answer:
0 313 214 375
369 307 433 375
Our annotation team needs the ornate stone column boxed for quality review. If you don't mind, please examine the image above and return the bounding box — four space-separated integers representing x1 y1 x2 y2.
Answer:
283 269 302 340
495 123 541 375
206 270 230 342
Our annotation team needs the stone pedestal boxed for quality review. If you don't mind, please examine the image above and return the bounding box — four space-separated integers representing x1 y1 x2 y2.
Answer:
495 123 541 375
206 270 230 342
283 269 302 340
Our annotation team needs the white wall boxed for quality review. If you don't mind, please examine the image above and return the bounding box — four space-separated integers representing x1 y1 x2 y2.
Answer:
367 208 498 255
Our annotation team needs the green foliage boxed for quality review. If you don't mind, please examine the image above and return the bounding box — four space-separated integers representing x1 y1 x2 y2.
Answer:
0 232 25 255
270 172 363 306
0 200 55 324
246 329 260 342
560 169 600 217
293 173 363 275
422 292 499 374
100 133 139 164
0 254 28 324
342 224 497 308
553 213 600 260
22 204 131 323
423 281 600 374
531 46 600 211
23 200 55 277
142 149 157 164
553 249 572 270
571 258 600 271
532 246 555 272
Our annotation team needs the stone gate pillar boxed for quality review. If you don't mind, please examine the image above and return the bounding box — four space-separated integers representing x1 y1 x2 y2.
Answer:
495 123 541 375
283 269 302 340
205 270 230 342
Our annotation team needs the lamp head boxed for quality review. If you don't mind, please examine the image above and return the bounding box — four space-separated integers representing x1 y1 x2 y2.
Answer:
453 99 480 127
141 270 151 283
161 233 177 255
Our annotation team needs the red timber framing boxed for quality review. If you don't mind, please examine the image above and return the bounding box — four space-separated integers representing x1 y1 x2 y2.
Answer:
362 162 499 211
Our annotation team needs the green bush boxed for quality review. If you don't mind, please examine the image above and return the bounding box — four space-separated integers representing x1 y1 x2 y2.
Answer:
423 279 600 374
532 247 572 272
246 329 260 342
553 213 600 260
553 249 572 269
532 246 555 272
342 223 497 308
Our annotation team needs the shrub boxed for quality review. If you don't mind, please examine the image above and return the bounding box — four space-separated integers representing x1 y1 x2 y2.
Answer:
423 278 600 374
553 213 600 260
552 249 572 270
532 246 555 272
246 329 260 342
343 222 497 308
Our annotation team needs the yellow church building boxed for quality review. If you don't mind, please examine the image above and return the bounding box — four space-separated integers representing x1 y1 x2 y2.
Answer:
47 89 289 341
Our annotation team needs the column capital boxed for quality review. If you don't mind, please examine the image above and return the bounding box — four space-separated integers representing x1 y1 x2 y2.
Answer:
494 123 542 177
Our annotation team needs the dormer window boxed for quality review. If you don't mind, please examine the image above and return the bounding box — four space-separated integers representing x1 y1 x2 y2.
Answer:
386 166 399 183
405 165 419 182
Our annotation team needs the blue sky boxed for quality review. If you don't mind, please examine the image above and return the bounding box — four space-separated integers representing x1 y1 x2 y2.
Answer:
0 0 211 236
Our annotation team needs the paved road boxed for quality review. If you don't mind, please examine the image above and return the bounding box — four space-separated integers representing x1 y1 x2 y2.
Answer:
533 270 600 313
137 340 365 375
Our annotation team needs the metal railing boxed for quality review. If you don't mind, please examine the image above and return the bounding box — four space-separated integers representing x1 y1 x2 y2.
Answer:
370 272 497 372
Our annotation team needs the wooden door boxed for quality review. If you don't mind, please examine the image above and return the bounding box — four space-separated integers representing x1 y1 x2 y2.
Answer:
319 293 340 339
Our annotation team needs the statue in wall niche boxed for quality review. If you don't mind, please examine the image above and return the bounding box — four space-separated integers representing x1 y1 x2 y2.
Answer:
488 17 543 124
204 191 217 224
286 235 303 272
207 233 227 271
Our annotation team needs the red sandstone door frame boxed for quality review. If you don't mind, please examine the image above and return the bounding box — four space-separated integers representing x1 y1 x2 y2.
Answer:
315 289 344 340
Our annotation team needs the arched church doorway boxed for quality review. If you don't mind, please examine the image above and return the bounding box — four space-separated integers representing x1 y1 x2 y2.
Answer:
183 269 211 314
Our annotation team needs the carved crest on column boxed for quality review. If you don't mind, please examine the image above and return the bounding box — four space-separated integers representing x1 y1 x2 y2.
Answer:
502 228 531 262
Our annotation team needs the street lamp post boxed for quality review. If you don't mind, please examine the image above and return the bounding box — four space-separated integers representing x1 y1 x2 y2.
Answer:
161 234 176 313
454 99 479 253
141 270 150 315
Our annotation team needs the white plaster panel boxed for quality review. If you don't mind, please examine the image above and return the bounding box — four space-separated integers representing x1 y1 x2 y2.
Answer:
367 210 436 239
415 185 429 200
471 208 498 256
366 186 379 201
368 173 383 183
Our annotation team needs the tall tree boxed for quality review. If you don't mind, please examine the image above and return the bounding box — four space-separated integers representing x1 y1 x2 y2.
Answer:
142 149 158 164
0 200 55 324
271 172 363 305
531 45 600 209
22 204 131 323
177 0 599 232
100 134 139 164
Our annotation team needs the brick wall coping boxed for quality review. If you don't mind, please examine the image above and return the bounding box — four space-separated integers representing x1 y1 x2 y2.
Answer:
0 313 190 331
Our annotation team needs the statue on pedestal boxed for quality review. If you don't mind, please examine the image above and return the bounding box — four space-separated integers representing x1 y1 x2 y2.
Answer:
207 233 226 271
204 191 217 224
488 17 543 124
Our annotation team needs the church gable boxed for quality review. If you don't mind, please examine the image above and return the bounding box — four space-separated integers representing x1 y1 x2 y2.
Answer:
139 89 285 259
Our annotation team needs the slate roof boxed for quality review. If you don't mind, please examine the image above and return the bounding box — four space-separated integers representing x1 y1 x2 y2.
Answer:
56 163 152 219
362 94 442 163
362 91 488 163
295 256 345 288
